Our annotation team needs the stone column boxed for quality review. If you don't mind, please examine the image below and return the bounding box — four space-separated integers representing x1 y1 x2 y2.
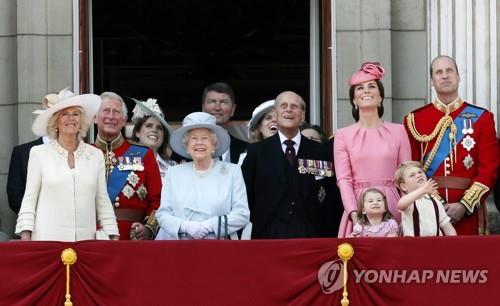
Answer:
391 0 427 122
0 0 19 236
0 0 73 236
335 0 393 128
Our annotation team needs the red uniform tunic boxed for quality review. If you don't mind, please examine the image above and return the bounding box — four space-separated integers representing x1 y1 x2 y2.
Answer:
95 136 162 239
405 99 498 234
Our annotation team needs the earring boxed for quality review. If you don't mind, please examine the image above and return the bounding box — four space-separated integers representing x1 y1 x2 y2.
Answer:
355 105 358 110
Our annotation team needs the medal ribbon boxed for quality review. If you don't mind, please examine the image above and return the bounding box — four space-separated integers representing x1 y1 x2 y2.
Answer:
425 105 485 177
107 145 148 203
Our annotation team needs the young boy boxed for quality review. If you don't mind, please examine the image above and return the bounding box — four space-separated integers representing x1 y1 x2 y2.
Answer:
395 161 456 237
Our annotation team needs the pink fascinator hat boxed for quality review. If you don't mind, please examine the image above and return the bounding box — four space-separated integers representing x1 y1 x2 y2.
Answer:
348 62 385 86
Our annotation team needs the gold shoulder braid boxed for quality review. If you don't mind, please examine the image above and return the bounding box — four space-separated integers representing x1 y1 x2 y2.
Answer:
95 134 125 180
406 113 456 171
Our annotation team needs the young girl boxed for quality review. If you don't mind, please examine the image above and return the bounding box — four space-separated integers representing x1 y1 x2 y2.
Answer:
351 188 399 237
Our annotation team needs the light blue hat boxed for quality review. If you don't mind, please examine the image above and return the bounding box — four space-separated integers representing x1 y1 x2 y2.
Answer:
169 112 230 159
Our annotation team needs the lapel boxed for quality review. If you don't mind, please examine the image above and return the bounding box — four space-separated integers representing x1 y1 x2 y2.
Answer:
23 137 44 165
296 135 311 159
266 134 287 185
34 137 44 146
229 134 247 163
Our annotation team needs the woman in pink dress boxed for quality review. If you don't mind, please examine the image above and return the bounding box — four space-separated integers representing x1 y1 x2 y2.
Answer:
334 62 411 237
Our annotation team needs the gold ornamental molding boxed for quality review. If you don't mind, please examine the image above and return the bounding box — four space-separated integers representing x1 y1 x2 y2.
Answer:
337 243 354 306
61 248 77 306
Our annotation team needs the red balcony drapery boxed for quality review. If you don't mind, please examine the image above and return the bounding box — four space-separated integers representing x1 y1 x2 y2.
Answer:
1 237 499 305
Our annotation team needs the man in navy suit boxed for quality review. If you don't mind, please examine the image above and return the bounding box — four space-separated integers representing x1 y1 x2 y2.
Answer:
7 138 44 214
242 91 333 238
7 96 52 214
201 82 247 163
171 82 248 163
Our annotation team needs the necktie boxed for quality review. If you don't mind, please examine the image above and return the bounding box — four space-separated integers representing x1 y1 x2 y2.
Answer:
284 139 297 167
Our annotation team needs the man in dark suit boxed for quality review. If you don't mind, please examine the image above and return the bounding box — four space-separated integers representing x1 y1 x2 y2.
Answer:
171 82 247 163
6 94 52 214
201 82 247 163
7 138 44 214
242 91 331 238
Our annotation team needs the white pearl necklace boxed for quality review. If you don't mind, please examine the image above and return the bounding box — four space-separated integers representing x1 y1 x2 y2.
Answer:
193 159 214 178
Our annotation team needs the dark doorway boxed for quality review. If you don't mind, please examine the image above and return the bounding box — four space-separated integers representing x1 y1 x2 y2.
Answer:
92 0 310 122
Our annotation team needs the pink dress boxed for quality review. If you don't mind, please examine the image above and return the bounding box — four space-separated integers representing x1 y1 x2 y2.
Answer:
352 219 399 237
334 122 411 237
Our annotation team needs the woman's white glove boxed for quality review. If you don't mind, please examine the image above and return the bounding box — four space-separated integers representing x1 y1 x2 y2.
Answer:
180 220 211 239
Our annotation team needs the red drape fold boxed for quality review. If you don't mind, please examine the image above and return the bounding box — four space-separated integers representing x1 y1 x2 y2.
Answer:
1 237 498 305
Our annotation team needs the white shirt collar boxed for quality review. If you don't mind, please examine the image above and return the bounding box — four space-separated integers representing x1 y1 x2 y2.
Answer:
222 147 231 162
278 130 301 153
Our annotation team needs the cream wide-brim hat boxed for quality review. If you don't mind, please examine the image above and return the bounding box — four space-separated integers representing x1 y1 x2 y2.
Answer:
32 88 101 137
169 112 230 159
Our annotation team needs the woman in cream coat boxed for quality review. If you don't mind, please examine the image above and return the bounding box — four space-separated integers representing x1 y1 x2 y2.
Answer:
15 89 119 241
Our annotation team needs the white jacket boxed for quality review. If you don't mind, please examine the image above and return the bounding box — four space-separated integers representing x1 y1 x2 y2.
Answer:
15 141 118 241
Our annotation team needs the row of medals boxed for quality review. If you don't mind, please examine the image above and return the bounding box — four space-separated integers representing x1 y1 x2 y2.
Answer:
460 118 476 170
107 152 147 202
298 159 333 177
107 152 144 172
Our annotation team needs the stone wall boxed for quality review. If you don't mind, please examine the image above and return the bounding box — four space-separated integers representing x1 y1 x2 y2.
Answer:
0 0 73 236
335 0 427 128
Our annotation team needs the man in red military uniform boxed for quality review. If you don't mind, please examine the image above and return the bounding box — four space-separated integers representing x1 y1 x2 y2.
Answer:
94 92 162 240
405 55 498 235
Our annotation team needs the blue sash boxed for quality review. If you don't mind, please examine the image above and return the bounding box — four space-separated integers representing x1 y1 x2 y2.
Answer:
425 105 485 177
107 145 148 202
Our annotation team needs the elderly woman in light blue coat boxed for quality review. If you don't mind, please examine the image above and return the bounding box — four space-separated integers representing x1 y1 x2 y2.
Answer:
156 112 250 240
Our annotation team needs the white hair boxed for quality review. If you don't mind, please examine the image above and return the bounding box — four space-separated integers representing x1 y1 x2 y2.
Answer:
100 91 128 118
